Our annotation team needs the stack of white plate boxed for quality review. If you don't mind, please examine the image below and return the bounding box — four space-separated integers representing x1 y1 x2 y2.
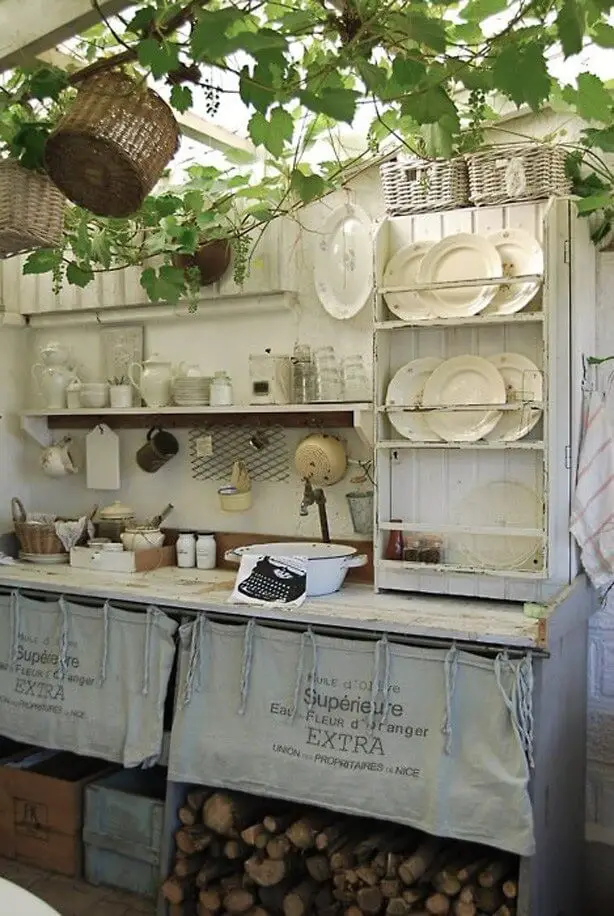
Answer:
383 228 543 321
385 352 543 443
173 376 212 406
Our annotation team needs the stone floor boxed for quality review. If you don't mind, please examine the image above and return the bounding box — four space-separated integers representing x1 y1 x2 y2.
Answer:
0 856 157 915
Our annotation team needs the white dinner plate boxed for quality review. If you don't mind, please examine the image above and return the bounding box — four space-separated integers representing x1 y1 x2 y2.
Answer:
485 229 543 315
382 242 437 320
422 355 506 441
453 481 543 570
484 353 543 442
417 233 502 317
385 357 443 441
19 551 69 565
314 203 373 320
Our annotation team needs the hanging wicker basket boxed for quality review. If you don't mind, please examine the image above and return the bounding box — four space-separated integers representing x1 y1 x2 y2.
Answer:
0 160 66 259
466 144 571 207
44 70 180 218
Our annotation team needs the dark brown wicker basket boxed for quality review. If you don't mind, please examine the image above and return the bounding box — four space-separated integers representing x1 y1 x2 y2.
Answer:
44 70 180 218
0 161 65 259
11 497 65 555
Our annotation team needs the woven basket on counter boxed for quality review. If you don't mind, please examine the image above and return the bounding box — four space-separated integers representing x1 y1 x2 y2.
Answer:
44 70 180 219
379 156 470 216
0 160 66 259
467 144 571 207
12 498 65 555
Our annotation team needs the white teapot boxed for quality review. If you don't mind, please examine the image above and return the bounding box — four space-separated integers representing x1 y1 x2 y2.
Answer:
40 437 79 477
129 355 173 408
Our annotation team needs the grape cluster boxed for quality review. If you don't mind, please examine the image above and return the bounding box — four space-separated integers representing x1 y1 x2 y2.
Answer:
203 81 221 116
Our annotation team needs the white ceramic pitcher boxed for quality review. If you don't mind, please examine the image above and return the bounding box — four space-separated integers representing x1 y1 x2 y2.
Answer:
129 355 173 408
32 364 79 409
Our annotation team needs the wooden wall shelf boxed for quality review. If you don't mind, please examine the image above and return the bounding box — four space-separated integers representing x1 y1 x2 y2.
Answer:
21 403 374 447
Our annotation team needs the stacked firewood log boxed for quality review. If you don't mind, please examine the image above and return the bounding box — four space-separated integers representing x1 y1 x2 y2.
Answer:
162 788 519 916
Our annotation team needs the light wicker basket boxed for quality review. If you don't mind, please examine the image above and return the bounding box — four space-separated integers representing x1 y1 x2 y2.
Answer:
467 144 571 207
379 156 470 216
0 160 66 259
44 70 180 218
11 498 66 555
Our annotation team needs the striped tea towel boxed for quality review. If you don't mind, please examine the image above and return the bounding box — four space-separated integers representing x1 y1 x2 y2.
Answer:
570 389 614 590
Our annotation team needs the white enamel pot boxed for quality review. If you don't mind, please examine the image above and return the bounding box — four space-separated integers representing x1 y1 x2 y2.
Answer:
225 542 367 597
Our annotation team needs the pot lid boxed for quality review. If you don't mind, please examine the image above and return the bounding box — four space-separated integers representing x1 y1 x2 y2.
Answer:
235 542 357 560
99 500 135 519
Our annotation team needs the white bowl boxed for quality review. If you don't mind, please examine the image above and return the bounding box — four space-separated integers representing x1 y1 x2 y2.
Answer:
80 383 108 408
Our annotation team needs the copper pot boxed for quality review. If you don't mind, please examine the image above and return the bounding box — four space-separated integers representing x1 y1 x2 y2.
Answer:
173 239 231 287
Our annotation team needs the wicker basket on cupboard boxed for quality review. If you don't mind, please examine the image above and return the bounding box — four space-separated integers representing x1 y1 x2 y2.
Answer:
0 160 66 259
467 144 571 207
379 156 470 216
44 70 179 219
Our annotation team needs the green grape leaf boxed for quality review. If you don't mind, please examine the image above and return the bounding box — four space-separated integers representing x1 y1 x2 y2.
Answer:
461 0 509 21
127 6 156 34
492 43 551 109
290 168 328 202
576 72 613 121
66 262 94 288
28 67 68 101
556 0 585 57
389 11 447 51
401 86 459 126
576 192 614 212
191 9 245 59
300 88 359 123
391 56 427 89
23 248 62 275
136 38 180 78
170 85 193 113
591 21 614 45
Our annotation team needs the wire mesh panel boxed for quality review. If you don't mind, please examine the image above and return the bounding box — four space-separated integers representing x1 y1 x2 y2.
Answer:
188 425 290 482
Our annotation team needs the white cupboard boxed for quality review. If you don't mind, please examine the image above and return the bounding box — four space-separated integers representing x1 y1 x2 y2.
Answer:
374 199 596 602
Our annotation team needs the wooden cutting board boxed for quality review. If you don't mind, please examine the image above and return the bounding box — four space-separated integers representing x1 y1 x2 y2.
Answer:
85 424 120 490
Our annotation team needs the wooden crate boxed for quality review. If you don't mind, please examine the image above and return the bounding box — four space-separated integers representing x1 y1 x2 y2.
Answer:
83 766 166 897
0 750 112 875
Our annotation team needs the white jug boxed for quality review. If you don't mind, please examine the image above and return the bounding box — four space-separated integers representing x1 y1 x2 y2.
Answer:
32 363 79 409
129 355 173 408
39 436 79 477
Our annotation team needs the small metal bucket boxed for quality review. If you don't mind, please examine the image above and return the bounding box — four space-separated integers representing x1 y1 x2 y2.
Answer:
346 490 373 536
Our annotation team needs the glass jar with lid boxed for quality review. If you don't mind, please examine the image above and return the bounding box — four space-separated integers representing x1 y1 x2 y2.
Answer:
96 501 135 541
210 371 233 407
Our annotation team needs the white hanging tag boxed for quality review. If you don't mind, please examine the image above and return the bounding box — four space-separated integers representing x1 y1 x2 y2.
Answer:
85 424 120 490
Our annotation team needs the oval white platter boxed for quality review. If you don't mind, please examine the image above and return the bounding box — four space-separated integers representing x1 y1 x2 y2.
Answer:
385 357 443 441
484 352 543 442
417 233 502 318
383 241 436 321
421 354 506 442
453 480 543 570
485 229 543 315
314 203 373 320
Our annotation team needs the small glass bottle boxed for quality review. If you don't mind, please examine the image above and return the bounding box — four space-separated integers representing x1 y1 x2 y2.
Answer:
176 532 196 568
210 371 233 406
291 344 316 404
196 533 216 570
384 520 404 561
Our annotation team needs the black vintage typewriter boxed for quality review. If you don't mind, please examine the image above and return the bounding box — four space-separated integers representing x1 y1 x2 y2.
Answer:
238 556 307 603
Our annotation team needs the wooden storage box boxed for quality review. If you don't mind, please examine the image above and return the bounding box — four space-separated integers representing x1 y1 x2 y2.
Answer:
0 750 111 875
70 543 176 573
83 766 166 897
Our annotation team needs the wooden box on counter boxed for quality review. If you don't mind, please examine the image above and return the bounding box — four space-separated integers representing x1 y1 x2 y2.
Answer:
70 543 176 573
0 750 112 875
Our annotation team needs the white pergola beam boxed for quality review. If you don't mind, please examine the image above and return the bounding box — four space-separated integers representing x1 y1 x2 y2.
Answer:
0 0 132 71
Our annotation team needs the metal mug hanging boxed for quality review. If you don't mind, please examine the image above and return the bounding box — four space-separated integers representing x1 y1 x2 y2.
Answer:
136 426 179 473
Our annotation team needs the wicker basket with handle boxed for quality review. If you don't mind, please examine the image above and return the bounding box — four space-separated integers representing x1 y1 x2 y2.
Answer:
0 161 66 259
12 497 66 555
44 70 180 218
379 156 470 216
467 144 571 206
